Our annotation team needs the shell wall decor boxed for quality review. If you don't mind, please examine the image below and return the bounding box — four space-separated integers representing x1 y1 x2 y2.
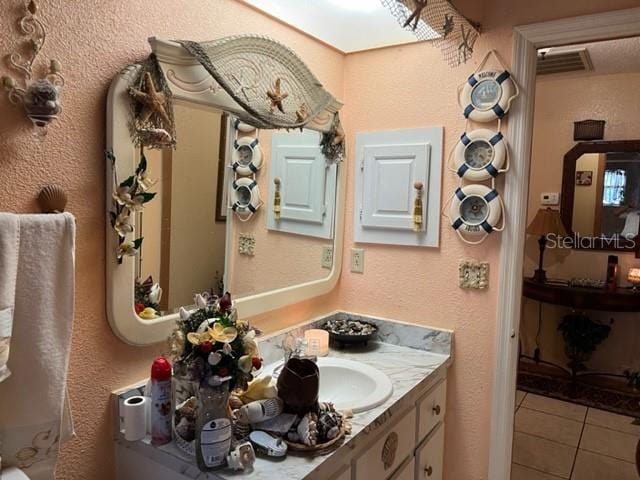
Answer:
1 0 65 140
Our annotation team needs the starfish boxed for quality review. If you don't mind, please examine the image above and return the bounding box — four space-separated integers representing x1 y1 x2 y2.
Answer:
403 0 428 31
443 14 454 38
129 72 171 126
267 78 288 113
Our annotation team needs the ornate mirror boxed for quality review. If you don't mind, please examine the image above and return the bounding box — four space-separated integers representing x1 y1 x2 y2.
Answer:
106 37 345 345
561 140 640 255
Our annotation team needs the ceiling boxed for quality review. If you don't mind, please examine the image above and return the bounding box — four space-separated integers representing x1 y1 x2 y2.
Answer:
540 36 640 77
238 0 433 53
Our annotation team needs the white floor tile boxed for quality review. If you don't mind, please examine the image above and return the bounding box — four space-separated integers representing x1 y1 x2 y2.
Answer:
516 390 527 408
512 463 566 479
586 408 640 436
512 431 576 478
515 407 583 447
521 393 587 422
571 449 638 480
579 424 640 463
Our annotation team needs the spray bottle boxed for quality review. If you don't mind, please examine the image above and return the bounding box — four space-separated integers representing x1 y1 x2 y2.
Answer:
150 356 172 446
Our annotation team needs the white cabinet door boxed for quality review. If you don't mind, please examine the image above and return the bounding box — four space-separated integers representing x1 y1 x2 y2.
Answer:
267 130 337 239
354 127 443 247
361 143 430 230
415 422 445 480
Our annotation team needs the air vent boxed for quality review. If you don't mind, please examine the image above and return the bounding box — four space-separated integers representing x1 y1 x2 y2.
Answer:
537 48 593 76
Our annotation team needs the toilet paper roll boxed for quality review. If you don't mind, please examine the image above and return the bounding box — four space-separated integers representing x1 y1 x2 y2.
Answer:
1 467 31 479
123 395 148 441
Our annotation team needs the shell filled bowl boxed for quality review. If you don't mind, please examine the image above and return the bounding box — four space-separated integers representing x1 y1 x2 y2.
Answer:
322 318 378 346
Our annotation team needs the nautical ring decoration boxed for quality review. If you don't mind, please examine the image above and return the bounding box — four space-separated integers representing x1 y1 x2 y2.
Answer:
231 177 263 221
447 184 505 245
232 137 263 176
459 69 518 122
452 129 508 181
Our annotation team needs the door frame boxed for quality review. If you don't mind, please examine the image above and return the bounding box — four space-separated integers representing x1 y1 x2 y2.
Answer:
488 7 640 480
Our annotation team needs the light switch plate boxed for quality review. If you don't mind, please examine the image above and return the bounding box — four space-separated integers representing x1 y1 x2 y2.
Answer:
321 245 334 269
540 192 559 206
350 248 364 273
459 259 489 289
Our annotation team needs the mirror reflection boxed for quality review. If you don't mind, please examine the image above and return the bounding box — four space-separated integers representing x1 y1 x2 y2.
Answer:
571 151 640 239
133 102 338 317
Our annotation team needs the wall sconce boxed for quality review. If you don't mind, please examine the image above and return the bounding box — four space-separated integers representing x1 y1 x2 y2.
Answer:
1 0 64 140
627 267 640 292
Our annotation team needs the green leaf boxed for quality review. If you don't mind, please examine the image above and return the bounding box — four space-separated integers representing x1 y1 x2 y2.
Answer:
120 175 135 188
142 192 156 203
136 155 147 175
133 238 144 250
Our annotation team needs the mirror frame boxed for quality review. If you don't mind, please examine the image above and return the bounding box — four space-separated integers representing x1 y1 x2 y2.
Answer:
106 37 345 345
561 139 640 256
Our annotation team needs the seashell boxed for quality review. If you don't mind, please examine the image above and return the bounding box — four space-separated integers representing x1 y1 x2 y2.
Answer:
208 351 222 366
235 398 283 425
179 307 191 321
38 184 67 213
235 120 255 133
229 394 244 410
296 412 318 446
49 59 62 74
231 421 252 442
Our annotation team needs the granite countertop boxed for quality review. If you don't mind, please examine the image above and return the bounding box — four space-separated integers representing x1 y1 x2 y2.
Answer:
114 312 453 480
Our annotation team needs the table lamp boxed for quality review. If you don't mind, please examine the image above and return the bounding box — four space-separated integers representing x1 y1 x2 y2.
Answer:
628 267 640 292
526 208 567 283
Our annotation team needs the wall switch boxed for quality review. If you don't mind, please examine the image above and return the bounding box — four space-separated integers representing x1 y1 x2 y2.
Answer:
321 245 334 269
540 192 559 206
350 248 364 273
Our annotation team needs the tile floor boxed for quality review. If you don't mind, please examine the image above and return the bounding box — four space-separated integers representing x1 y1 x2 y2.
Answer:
512 390 640 479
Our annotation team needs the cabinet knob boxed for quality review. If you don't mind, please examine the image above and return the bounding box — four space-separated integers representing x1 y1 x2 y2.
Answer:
425 466 433 477
433 405 441 415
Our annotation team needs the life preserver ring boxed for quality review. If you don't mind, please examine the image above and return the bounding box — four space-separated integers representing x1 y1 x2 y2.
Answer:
448 184 504 244
460 70 518 122
453 129 508 181
231 177 263 221
232 137 263 176
234 118 256 133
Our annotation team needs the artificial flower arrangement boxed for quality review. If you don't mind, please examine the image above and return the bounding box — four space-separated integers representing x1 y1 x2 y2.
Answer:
107 149 157 262
134 276 162 320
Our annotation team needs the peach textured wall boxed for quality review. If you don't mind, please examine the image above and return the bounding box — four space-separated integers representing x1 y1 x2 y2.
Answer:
0 1 343 478
1 1 639 479
520 71 640 375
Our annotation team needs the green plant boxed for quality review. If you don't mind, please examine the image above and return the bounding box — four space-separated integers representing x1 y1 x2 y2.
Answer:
558 313 611 370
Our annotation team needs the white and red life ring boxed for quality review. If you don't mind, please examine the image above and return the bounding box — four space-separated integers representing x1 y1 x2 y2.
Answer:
460 69 518 123
453 129 508 181
448 184 504 244
232 137 263 176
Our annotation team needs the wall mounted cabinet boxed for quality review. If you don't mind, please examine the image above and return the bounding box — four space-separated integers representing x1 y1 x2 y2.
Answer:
354 127 443 247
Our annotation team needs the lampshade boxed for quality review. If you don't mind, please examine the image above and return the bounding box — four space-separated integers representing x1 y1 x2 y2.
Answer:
526 208 567 236
628 268 640 285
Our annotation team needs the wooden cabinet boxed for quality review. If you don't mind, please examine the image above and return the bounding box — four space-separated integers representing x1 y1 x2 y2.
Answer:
417 379 446 443
391 457 416 480
415 423 445 480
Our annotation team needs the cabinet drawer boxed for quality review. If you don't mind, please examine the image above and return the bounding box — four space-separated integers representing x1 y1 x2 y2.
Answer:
354 408 417 480
417 379 446 442
415 422 445 480
391 456 415 480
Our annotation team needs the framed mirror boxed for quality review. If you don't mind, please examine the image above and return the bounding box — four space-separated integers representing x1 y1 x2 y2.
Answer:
561 140 640 254
106 37 345 345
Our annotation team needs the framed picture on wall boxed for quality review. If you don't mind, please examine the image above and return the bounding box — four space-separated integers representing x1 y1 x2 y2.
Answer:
576 170 593 186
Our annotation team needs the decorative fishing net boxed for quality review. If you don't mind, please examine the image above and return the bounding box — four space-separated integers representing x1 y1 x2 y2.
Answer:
380 0 480 67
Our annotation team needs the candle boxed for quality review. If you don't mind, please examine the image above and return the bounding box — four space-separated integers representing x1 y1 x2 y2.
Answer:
304 329 329 357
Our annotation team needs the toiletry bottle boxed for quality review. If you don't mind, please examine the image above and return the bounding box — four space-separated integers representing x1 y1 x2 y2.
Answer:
150 356 172 446
606 255 619 291
196 377 232 471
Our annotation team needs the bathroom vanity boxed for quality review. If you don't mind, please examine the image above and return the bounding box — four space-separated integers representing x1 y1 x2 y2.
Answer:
113 313 452 480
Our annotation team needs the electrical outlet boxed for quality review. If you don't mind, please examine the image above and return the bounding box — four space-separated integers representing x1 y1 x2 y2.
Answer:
321 245 333 269
351 248 364 273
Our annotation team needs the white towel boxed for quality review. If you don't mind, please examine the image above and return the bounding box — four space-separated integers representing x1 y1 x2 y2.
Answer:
0 213 76 480
0 214 20 383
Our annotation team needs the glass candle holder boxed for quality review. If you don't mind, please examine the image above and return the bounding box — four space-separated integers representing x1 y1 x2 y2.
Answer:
304 329 329 357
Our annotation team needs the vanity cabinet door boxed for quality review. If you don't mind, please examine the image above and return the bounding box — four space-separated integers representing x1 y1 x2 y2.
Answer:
331 465 352 480
416 379 446 443
354 407 417 480
391 456 415 480
415 422 444 480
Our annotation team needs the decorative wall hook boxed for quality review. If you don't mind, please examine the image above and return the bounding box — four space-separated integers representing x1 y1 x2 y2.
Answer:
1 0 64 140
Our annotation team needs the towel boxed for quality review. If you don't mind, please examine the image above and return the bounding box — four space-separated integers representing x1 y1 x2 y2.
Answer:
0 214 19 383
0 213 76 480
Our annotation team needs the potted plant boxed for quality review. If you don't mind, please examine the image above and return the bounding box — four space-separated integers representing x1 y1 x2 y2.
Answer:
557 312 611 372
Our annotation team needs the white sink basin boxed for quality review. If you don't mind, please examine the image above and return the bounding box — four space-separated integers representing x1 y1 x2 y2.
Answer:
264 357 393 413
